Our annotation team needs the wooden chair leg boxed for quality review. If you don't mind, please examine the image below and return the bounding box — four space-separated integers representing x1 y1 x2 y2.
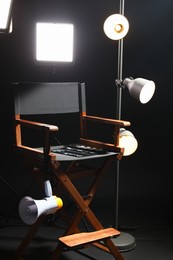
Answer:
50 161 124 259
11 215 46 260
12 157 123 260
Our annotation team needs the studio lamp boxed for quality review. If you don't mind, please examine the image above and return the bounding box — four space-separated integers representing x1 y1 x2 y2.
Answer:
0 0 13 33
103 13 129 40
104 0 155 252
119 128 138 156
120 77 155 104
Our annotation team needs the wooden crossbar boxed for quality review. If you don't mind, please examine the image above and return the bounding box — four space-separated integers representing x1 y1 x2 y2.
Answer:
58 228 120 248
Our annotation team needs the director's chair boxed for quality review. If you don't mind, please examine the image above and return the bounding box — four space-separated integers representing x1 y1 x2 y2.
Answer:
12 81 131 259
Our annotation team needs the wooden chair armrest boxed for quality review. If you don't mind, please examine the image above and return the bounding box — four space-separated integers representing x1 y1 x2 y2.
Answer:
83 115 131 127
15 145 56 167
15 118 59 132
80 138 123 153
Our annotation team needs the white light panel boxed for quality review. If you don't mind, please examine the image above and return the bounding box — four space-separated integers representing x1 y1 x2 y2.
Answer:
0 0 13 31
36 22 74 62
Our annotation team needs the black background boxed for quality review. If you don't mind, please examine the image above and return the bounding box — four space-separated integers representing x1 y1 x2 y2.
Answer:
0 0 172 227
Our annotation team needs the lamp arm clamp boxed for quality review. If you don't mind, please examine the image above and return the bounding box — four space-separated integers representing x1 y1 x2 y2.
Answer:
115 79 123 88
115 77 133 89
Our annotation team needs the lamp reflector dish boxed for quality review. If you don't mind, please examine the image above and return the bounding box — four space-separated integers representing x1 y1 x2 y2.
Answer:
119 128 138 156
139 80 155 104
36 23 74 62
103 14 129 40
123 78 155 104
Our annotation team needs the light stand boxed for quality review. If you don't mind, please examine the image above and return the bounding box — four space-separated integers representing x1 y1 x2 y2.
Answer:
112 0 136 252
0 2 13 193
103 0 155 251
0 0 14 193
0 0 18 228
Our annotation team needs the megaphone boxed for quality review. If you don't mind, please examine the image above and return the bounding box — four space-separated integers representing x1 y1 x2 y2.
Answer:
19 195 63 225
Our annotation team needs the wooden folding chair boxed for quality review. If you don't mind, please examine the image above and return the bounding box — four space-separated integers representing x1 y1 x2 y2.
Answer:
12 81 131 259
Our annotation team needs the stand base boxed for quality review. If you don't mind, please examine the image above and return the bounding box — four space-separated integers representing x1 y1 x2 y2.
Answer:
111 231 136 252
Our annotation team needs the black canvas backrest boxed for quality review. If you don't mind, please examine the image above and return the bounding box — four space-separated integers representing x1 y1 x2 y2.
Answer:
13 82 86 115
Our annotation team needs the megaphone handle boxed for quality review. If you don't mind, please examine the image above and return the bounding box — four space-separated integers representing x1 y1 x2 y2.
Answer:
44 180 53 197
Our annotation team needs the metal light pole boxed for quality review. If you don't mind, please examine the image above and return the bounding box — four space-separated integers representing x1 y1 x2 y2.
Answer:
111 0 136 251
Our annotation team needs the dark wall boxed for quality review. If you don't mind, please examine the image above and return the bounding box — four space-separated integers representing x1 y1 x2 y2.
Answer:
0 0 172 225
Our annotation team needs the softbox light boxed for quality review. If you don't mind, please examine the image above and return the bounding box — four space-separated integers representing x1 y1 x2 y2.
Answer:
36 22 74 62
0 0 13 33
